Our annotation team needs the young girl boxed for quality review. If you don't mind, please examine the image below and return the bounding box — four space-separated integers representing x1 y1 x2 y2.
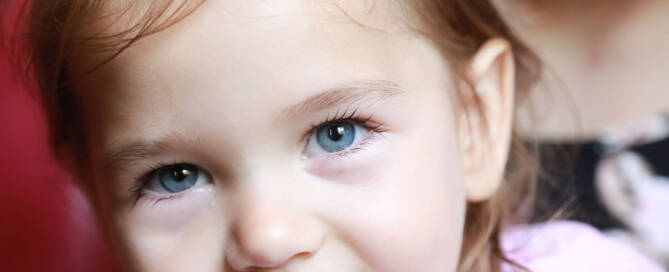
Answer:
7 0 664 271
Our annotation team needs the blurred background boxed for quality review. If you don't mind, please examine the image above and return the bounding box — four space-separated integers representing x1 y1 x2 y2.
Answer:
1 2 118 271
0 47 118 272
497 0 669 268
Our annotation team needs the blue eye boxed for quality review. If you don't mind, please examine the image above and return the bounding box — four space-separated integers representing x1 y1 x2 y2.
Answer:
145 163 208 193
316 122 356 152
305 120 367 155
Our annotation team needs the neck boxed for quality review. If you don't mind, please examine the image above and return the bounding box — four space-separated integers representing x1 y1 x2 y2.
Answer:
497 0 669 140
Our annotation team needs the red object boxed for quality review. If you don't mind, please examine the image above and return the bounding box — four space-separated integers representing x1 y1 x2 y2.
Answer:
0 3 120 271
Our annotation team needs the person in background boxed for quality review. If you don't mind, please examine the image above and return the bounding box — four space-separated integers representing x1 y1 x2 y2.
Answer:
495 0 669 268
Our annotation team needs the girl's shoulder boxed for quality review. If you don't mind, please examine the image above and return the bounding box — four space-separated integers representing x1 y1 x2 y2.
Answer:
501 220 665 272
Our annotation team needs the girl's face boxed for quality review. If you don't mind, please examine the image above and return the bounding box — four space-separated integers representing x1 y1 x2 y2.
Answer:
71 1 492 271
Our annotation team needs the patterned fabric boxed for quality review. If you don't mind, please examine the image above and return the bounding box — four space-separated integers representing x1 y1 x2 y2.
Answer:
533 115 669 269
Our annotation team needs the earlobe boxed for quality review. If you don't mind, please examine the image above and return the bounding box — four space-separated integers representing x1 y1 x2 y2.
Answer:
460 38 515 202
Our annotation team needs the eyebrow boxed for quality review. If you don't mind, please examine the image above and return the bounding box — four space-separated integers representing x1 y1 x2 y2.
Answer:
103 132 191 171
103 80 405 170
282 79 405 119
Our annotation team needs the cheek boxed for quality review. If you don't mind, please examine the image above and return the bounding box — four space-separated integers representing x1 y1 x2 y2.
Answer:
324 130 466 271
114 186 227 271
323 90 466 271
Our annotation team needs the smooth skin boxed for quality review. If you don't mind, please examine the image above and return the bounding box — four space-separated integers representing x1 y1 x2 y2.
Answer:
68 0 515 271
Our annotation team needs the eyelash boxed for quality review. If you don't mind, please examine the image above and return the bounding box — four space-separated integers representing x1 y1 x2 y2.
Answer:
130 160 191 206
305 113 386 157
136 190 187 208
304 107 387 146
130 107 387 202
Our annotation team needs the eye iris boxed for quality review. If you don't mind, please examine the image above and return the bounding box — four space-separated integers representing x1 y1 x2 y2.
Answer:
159 164 199 193
316 122 355 153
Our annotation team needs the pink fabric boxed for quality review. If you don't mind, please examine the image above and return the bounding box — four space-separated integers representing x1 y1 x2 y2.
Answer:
501 221 666 272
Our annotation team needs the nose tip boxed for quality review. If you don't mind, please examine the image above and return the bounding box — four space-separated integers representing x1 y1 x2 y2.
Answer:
226 206 324 270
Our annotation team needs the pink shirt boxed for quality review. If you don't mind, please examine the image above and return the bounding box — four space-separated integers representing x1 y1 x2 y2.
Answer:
501 221 666 272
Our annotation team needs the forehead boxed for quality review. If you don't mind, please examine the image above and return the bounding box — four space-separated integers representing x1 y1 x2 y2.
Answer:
71 0 418 77
72 0 447 146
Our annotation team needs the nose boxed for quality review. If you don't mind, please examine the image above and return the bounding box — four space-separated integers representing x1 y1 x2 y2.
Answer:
226 204 325 270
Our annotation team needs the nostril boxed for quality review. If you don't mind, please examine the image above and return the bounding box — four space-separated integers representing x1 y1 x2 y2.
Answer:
248 251 314 271
226 247 315 271
282 251 314 266
292 251 313 260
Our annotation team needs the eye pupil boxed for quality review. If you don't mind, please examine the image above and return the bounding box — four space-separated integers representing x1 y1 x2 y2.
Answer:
328 125 346 141
158 164 199 193
171 168 190 182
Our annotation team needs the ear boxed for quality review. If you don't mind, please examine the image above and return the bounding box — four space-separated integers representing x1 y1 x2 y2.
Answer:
459 38 515 202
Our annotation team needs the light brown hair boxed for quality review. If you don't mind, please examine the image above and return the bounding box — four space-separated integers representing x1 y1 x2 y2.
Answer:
6 0 541 271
